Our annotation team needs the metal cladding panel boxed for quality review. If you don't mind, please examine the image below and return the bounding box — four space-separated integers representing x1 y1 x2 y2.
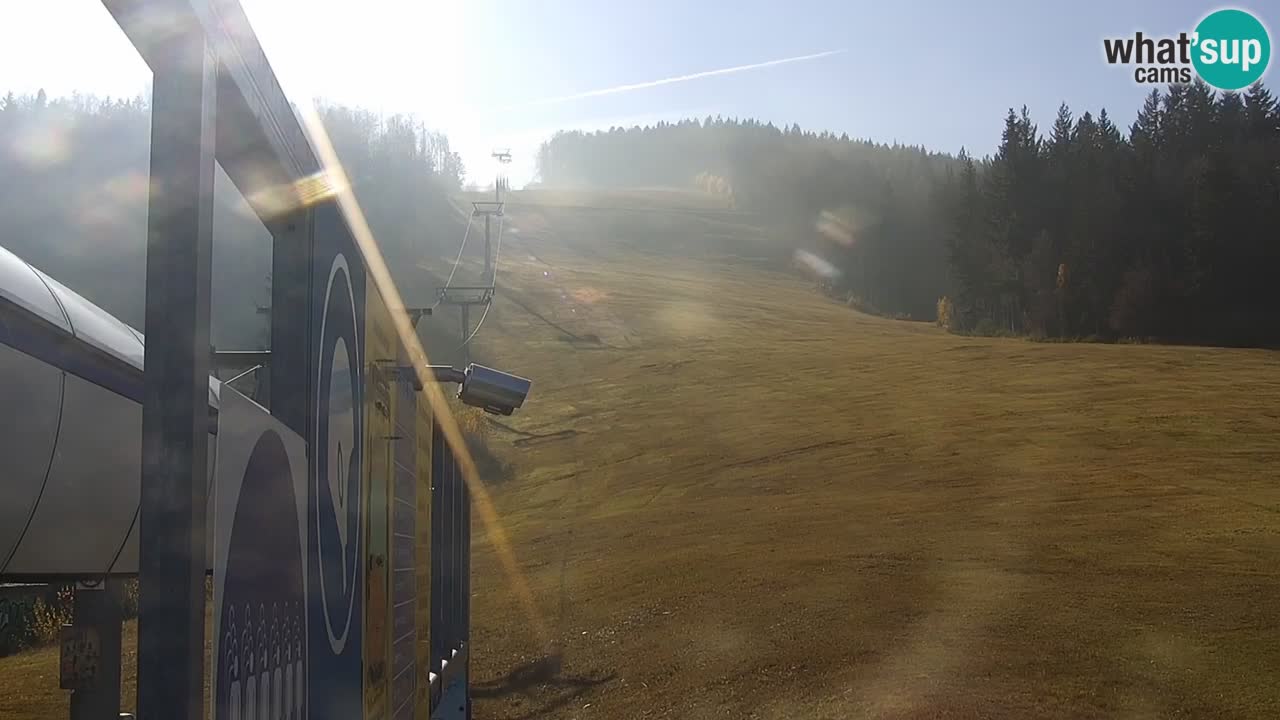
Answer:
35 270 145 369
211 388 309 720
0 244 71 333
5 374 140 576
0 244 226 578
307 201 366 719
0 344 64 573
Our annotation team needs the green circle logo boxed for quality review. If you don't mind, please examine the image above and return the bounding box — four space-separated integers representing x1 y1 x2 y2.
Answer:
1192 9 1271 90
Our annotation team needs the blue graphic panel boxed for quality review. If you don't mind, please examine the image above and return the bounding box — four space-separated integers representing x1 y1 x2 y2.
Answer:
307 203 366 719
214 428 307 720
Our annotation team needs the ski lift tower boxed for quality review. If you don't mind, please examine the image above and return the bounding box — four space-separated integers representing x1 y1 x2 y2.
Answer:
491 148 512 200
436 151 512 364
440 197 503 365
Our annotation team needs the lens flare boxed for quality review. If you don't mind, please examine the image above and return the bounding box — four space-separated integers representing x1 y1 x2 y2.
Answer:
793 248 842 280
815 210 855 247
245 169 346 219
298 104 553 651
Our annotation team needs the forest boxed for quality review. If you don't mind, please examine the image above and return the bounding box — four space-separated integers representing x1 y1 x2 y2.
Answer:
4 80 1278 348
536 80 1280 346
0 90 465 349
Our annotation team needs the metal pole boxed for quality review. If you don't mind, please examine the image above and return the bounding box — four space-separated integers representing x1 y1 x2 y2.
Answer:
269 210 312 434
137 23 217 720
68 581 123 720
460 304 471 366
461 456 472 720
483 214 492 284
430 424 446 678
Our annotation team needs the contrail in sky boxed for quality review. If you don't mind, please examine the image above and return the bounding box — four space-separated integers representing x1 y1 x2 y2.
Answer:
502 48 846 110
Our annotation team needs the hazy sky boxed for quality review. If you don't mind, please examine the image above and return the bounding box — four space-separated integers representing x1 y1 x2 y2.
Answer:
1 1 1273 186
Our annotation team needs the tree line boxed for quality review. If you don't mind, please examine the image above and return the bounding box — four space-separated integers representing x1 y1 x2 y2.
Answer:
0 90 464 349
537 118 957 320
948 81 1279 344
535 80 1280 346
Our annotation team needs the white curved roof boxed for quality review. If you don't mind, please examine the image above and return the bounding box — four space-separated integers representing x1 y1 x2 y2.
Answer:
0 244 71 333
1 243 221 579
34 269 145 369
0 244 145 370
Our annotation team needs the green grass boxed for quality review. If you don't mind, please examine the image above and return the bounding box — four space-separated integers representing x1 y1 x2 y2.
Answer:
464 189 1280 719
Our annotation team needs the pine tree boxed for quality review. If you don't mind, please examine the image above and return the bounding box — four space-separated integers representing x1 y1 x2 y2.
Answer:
1243 82 1278 139
531 83 1279 344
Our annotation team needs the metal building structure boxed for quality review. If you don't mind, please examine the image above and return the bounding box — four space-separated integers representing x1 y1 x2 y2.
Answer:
1 237 480 718
0 1 484 718
0 244 221 581
105 1 318 714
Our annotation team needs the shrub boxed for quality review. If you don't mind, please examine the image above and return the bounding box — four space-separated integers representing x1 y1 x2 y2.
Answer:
1 580 142 657
0 596 37 654
122 579 140 618
28 585 74 646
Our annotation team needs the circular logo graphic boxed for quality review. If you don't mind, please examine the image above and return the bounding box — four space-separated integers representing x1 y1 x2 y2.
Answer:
314 253 363 655
1193 9 1271 90
215 430 306 720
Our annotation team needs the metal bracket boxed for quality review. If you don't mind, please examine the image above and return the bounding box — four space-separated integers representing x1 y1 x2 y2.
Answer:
407 307 434 328
212 349 271 370
470 200 504 217
436 286 494 306
425 365 466 385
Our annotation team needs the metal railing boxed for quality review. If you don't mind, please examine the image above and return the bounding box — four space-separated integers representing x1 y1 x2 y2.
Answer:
429 422 471 714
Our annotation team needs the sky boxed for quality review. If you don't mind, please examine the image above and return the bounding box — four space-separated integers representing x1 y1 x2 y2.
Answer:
0 0 1274 187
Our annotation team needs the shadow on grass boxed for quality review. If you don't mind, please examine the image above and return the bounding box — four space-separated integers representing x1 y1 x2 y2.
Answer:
503 290 592 344
467 433 516 486
472 653 616 719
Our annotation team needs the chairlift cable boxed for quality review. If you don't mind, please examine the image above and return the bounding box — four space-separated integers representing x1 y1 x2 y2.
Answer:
432 211 475 309
456 211 505 350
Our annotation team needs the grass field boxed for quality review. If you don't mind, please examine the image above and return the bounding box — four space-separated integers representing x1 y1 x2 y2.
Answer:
463 189 1280 719
4 188 1278 719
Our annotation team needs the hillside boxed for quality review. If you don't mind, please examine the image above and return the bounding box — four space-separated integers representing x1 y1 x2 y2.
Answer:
536 85 1280 345
3 188 1277 719
464 189 1280 719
